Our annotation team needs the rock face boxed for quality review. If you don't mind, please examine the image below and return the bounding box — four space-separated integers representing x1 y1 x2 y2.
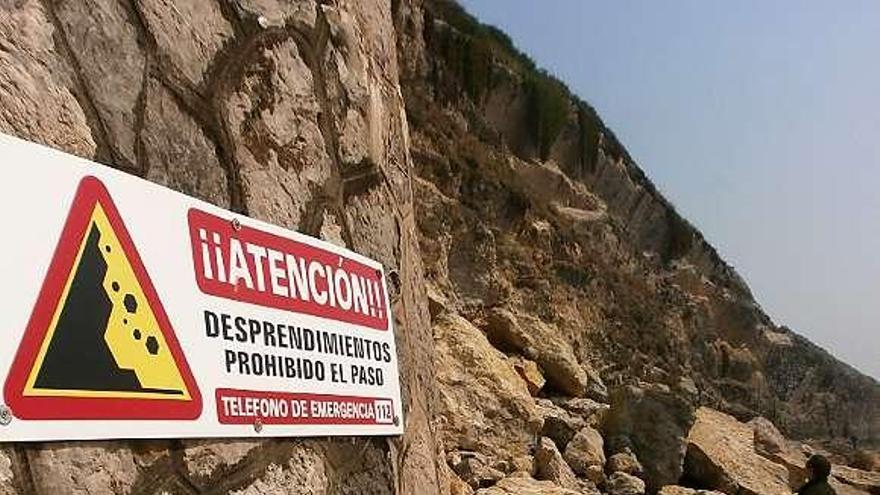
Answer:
563 427 606 484
475 473 581 495
398 0 880 452
434 313 542 463
685 408 790 495
604 385 696 492
0 1 443 493
535 437 580 491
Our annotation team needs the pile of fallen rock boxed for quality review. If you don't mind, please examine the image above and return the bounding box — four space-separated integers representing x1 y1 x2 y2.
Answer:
432 307 879 495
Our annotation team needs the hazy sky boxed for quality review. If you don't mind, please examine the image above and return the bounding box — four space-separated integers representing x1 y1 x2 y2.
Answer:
458 0 880 379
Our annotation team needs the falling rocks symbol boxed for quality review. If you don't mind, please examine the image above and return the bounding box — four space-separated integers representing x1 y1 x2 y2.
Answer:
3 176 202 421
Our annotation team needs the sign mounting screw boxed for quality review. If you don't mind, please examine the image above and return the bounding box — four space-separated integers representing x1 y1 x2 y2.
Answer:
231 218 242 231
253 417 263 433
0 406 12 426
393 415 400 427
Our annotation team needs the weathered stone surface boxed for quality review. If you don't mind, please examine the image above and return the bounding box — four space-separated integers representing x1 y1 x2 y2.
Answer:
236 0 316 29
684 407 789 495
449 451 506 490
605 384 695 492
831 478 874 495
832 465 880 495
512 356 546 396
608 450 644 478
26 443 138 495
225 37 332 230
182 439 262 485
536 399 588 450
748 416 786 455
563 426 605 484
229 443 327 495
551 398 610 429
55 0 145 165
445 461 476 495
0 449 14 495
535 437 579 492
138 0 234 85
485 309 587 397
606 471 646 495
475 472 581 495
657 486 725 495
0 0 95 158
143 79 229 206
435 313 542 461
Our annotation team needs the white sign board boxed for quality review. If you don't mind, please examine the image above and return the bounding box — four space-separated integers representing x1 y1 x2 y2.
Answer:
0 133 403 441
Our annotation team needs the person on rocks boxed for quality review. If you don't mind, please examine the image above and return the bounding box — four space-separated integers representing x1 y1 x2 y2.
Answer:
797 454 835 495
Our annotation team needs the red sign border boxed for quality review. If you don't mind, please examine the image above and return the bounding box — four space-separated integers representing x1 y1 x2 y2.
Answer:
3 175 202 420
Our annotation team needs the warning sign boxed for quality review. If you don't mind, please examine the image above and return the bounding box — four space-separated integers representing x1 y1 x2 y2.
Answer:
0 133 403 441
4 177 200 420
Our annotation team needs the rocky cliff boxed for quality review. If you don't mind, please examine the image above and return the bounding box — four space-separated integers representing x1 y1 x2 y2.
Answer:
395 0 880 447
0 0 877 494
0 0 444 493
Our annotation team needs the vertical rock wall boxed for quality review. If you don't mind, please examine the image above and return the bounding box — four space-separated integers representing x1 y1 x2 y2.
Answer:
0 0 443 493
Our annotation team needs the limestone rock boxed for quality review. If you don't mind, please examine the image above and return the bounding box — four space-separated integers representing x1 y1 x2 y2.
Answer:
657 486 725 495
26 443 138 495
606 471 646 495
563 426 605 484
142 79 229 207
512 356 546 396
684 407 789 495
535 437 579 491
228 444 328 495
604 384 695 492
0 449 14 495
236 0 316 30
55 0 145 165
536 399 588 450
832 465 880 495
435 313 542 461
444 461 476 495
748 416 786 455
475 472 581 495
608 450 644 478
182 439 262 486
448 451 505 489
485 309 587 397
0 0 95 158
551 397 610 429
138 0 233 85
224 37 333 230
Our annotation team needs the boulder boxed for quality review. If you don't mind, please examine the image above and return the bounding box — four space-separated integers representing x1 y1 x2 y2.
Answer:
475 472 581 495
831 478 874 495
657 486 725 495
604 384 696 492
832 466 880 495
748 417 786 455
606 471 646 495
534 437 579 491
536 399 588 451
441 463 474 495
551 398 610 428
511 357 547 396
448 451 506 490
684 407 790 495
563 426 605 484
484 309 588 397
608 449 644 478
435 313 543 461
